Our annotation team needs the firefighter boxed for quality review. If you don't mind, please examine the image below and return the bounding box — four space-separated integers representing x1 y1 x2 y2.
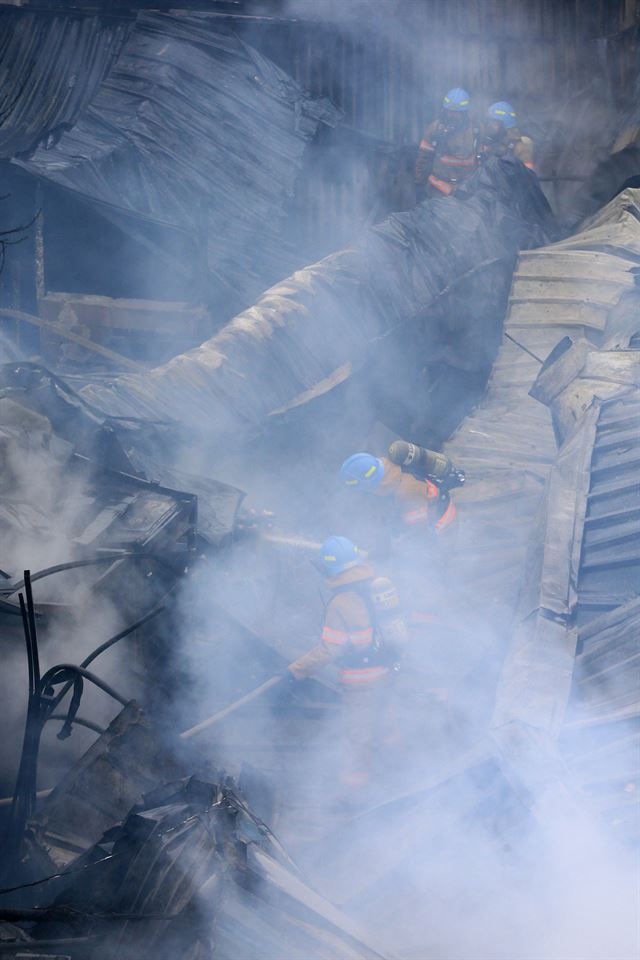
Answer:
415 87 477 199
287 536 402 793
339 442 464 624
480 101 535 171
339 442 463 538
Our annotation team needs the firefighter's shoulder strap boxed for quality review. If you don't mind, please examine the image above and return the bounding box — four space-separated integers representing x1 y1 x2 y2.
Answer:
330 579 381 642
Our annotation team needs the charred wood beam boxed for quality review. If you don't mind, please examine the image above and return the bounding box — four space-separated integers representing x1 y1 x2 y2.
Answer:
0 308 144 371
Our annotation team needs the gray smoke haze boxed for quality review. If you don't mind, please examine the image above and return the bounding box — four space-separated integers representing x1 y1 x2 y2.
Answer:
169 502 639 959
0 404 146 797
1 3 638 958
153 4 638 947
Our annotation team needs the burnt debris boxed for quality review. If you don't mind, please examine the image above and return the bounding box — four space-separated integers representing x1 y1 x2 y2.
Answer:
0 4 638 959
1 770 385 959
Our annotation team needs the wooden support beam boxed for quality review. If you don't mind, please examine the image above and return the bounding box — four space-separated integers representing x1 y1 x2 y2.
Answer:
0 307 144 371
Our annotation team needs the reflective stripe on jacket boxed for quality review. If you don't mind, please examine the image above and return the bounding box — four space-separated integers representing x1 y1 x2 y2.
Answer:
322 624 373 647
374 458 456 535
289 564 386 683
340 665 388 685
435 498 456 532
375 458 439 526
428 174 454 196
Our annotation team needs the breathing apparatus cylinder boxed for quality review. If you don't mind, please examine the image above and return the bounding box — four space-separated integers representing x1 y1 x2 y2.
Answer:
387 440 452 483
370 576 408 651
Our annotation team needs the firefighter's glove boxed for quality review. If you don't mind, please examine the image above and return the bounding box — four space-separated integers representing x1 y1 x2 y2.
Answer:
280 666 301 687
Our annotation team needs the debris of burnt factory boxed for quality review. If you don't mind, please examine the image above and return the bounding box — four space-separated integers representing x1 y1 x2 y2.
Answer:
0 2 638 958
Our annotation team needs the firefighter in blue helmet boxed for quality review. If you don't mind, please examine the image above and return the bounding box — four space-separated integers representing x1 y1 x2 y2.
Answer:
480 101 535 171
415 88 477 199
340 443 465 625
339 445 462 535
288 537 402 793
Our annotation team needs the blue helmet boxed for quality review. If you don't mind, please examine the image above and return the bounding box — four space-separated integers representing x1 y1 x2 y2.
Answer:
318 536 362 577
488 101 518 129
340 452 384 491
442 88 471 112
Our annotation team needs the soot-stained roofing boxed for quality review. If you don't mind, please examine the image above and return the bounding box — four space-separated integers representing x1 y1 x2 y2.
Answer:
4 9 340 320
473 189 640 842
0 9 128 158
308 189 640 921
15 757 386 959
78 160 553 436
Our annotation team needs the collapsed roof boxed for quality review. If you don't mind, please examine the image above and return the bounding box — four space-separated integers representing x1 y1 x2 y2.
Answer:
3 762 386 959
0 159 559 959
79 160 554 444
1 8 340 319
307 189 640 942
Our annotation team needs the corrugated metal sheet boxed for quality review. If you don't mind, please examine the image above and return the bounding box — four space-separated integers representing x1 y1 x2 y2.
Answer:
579 393 640 599
561 594 640 845
434 190 639 739
7 11 340 322
27 768 386 959
456 187 640 841
248 0 630 143
77 160 552 436
0 9 128 158
241 0 637 249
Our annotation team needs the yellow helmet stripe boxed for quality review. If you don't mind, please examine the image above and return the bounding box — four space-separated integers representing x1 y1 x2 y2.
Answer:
364 465 377 478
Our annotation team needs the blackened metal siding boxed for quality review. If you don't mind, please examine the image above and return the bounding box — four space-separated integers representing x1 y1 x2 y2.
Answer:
245 0 634 144
241 0 637 255
0 9 128 158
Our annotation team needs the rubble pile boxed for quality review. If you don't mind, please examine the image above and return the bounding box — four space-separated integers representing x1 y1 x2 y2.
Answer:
81 159 554 445
1 771 383 960
0 6 637 958
4 8 341 324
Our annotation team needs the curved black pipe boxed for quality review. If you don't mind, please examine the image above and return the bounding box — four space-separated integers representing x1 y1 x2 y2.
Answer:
46 713 106 736
40 664 129 708
82 602 165 670
1 552 180 596
49 599 167 716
